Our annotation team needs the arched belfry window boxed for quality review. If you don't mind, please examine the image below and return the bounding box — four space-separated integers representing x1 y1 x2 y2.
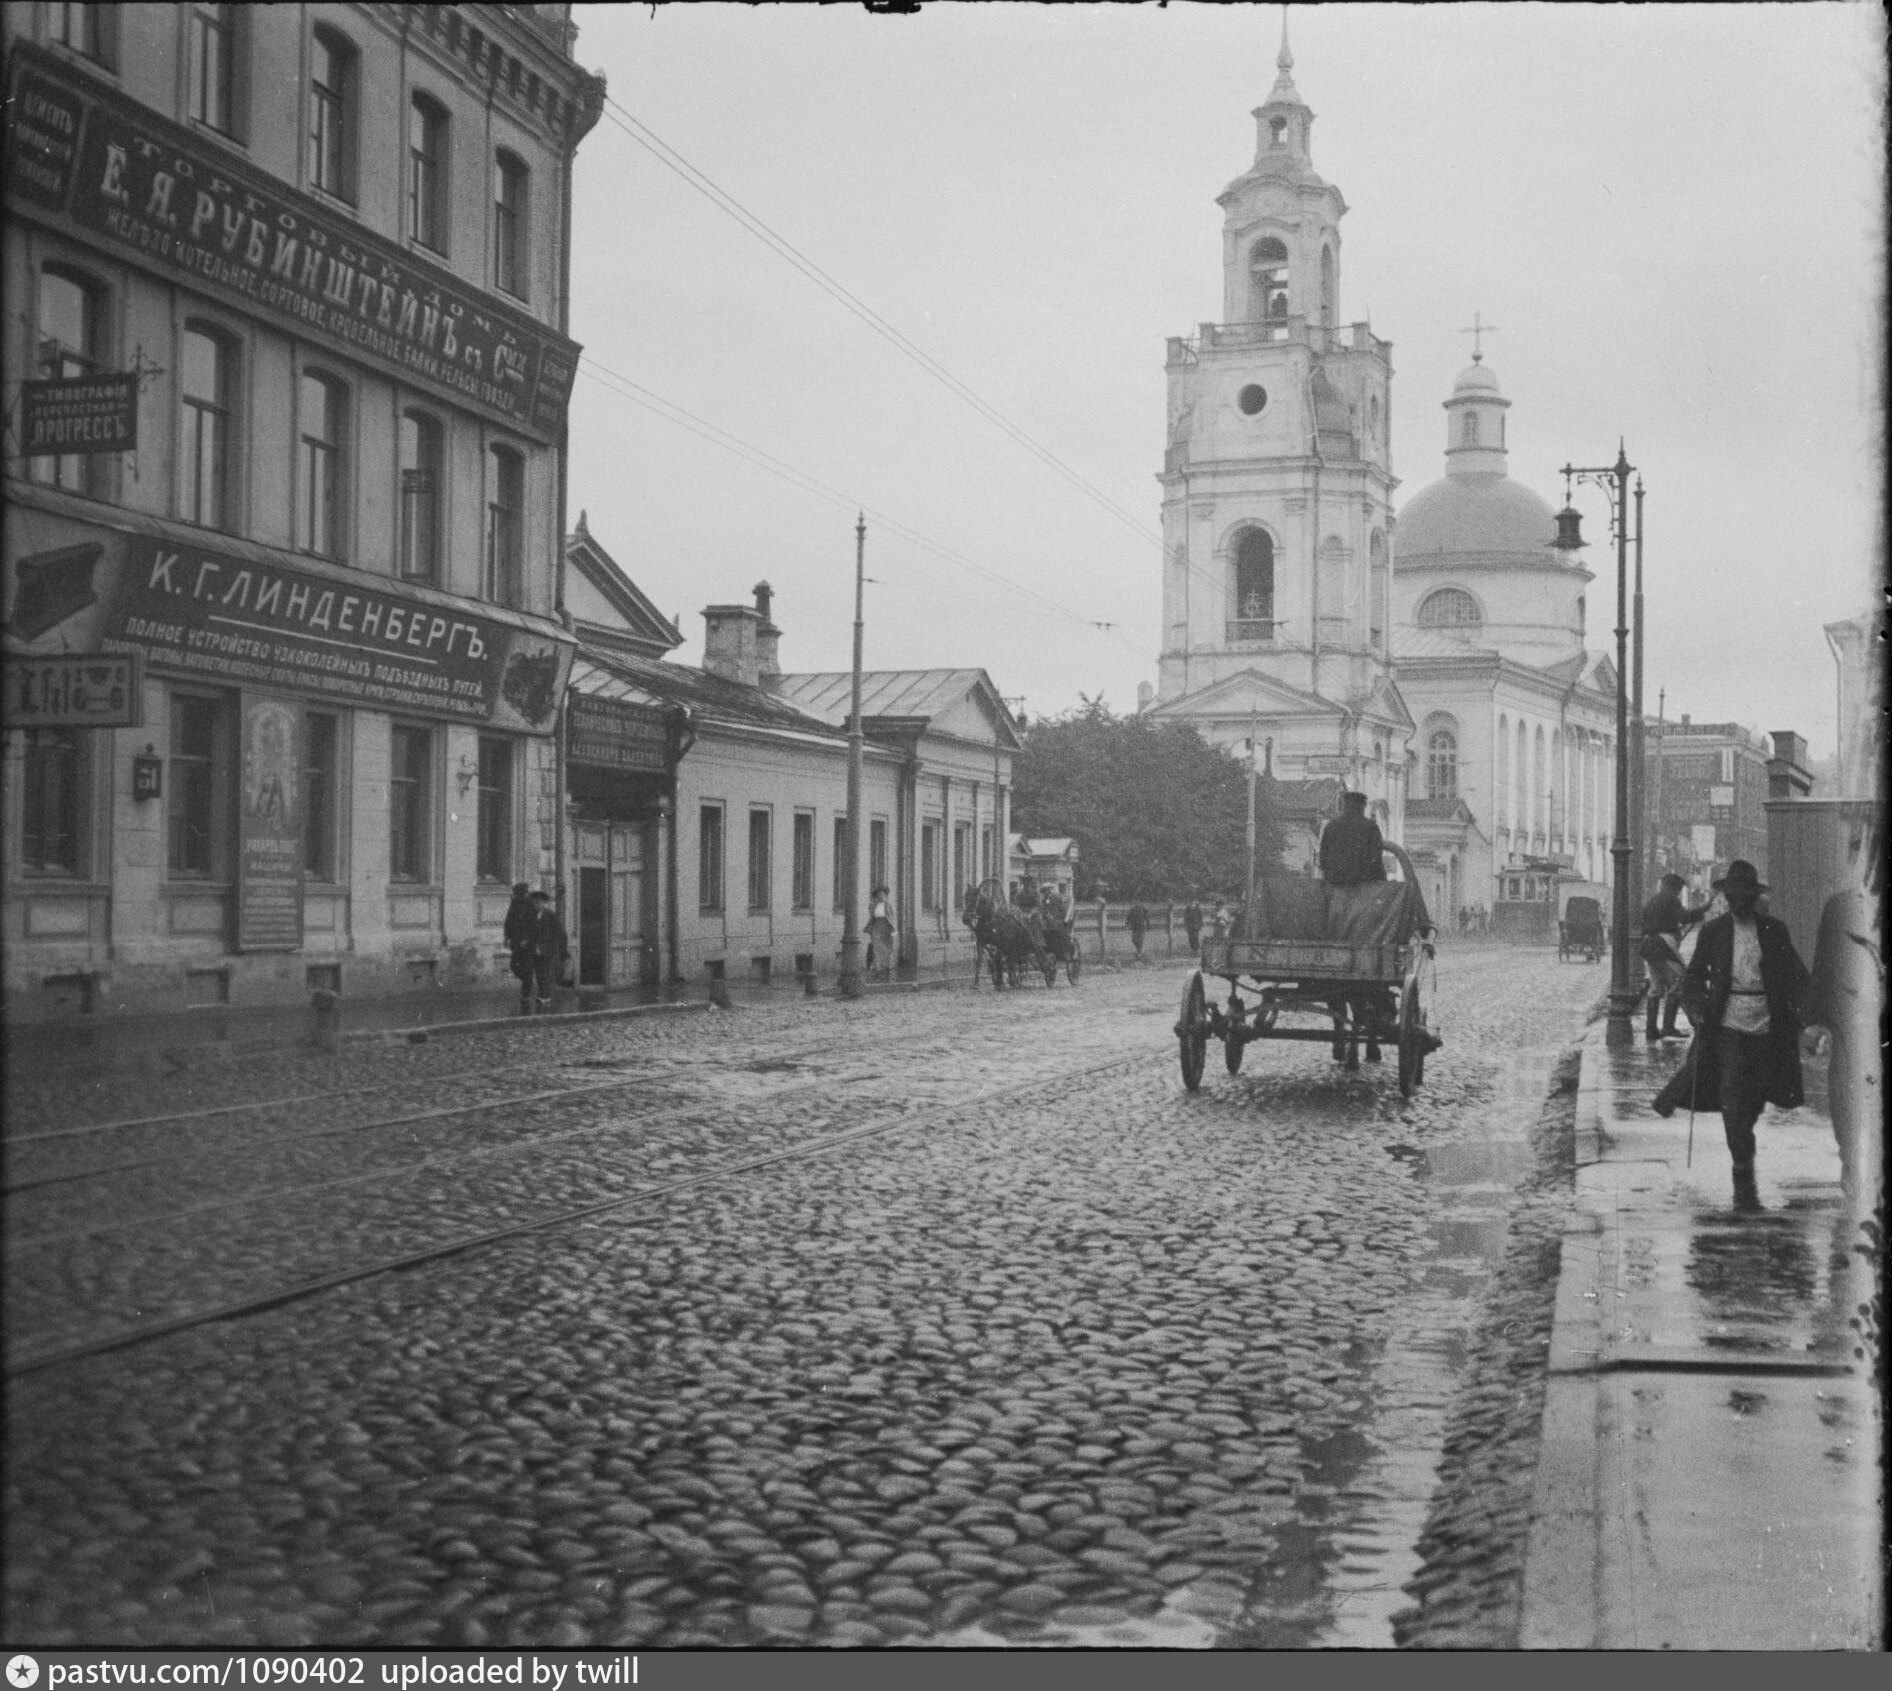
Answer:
1418 587 1482 632
1229 529 1274 641
1463 411 1480 446
1426 724 1459 801
1368 531 1387 647
1320 246 1334 327
1250 237 1289 326
1269 115 1288 148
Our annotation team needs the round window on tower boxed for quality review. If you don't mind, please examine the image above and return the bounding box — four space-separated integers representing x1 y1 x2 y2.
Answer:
1237 384 1268 417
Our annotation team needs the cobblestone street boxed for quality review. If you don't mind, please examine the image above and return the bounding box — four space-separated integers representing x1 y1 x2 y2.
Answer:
5 942 1604 1649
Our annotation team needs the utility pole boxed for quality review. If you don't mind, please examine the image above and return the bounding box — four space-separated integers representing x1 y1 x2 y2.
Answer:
1629 476 1646 922
1654 687 1667 882
838 515 867 999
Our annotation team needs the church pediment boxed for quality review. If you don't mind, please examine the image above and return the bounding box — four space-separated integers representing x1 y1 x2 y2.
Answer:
1149 668 1342 724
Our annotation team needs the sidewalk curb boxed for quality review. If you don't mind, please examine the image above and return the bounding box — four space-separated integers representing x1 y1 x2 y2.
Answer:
340 998 714 1047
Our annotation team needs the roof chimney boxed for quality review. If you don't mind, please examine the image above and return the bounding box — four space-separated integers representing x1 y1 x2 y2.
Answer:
701 601 763 687
753 580 781 681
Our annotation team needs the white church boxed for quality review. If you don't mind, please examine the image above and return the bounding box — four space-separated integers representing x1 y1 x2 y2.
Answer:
1146 24 1617 924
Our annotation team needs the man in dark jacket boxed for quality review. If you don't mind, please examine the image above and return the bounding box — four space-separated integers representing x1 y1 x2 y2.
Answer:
1320 793 1387 1064
1183 898 1204 952
1657 860 1809 1208
504 881 536 1013
1639 871 1705 1041
527 890 569 1011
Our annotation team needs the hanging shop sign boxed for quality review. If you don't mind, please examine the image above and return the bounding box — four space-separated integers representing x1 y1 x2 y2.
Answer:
4 521 571 735
6 44 578 444
2 650 144 728
568 694 671 773
238 692 304 953
20 371 139 455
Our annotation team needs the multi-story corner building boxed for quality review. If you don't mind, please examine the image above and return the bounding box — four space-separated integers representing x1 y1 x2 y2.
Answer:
1145 24 1410 843
1645 716 1775 886
2 3 603 1024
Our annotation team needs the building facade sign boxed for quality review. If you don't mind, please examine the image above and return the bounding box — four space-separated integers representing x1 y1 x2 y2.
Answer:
238 693 303 952
2 651 143 728
6 45 578 444
21 372 139 454
568 694 670 772
4 515 570 735
1303 755 1353 774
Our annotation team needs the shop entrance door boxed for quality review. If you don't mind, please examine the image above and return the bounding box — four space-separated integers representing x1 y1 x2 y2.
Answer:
575 824 609 987
573 820 652 988
609 824 650 984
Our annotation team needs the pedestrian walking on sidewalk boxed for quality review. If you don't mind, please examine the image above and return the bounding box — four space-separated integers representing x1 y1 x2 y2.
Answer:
866 885 896 981
1127 902 1149 959
1639 871 1705 1041
1653 860 1809 1209
1183 897 1204 953
504 881 536 1014
526 890 569 1011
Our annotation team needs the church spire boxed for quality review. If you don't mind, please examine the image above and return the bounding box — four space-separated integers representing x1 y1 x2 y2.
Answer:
1269 7 1300 103
1255 7 1314 165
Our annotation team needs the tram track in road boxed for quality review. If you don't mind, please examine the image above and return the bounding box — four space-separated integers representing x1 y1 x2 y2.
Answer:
4 1045 1160 1378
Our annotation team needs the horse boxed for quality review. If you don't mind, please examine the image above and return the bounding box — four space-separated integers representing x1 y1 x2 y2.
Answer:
963 882 1051 988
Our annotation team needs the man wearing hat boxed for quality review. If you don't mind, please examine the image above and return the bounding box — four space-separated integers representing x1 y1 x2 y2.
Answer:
503 881 536 1014
1668 859 1810 1208
1319 792 1388 1064
1638 870 1705 1042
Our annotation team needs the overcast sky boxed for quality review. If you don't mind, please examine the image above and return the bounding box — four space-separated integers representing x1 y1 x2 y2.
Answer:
564 1 1884 759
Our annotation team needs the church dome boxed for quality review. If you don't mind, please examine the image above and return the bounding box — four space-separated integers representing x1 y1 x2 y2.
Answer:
1452 360 1500 395
1397 471 1558 561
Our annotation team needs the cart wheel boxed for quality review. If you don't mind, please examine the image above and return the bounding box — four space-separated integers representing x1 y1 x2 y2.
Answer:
1066 949 1082 985
1397 978 1426 1097
1177 972 1209 1092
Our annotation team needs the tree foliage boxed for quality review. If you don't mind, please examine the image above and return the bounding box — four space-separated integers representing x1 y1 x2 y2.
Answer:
1010 697 1285 901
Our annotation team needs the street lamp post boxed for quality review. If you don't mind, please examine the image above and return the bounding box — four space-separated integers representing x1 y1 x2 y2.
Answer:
1558 444 1639 1045
1630 476 1647 923
837 515 867 999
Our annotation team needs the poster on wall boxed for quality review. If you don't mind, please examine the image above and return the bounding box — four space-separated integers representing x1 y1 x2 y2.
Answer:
238 693 303 953
3 512 571 736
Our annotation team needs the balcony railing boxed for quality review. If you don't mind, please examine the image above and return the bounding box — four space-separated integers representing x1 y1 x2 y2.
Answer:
1170 317 1391 362
1226 618 1275 645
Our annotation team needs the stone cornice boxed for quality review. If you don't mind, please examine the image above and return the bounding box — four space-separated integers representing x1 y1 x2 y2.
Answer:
388 4 606 151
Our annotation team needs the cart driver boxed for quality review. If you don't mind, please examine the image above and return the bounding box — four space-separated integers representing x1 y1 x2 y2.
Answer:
1319 792 1386 1066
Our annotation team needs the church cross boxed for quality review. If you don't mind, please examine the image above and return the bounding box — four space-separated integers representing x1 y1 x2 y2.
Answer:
1459 310 1498 361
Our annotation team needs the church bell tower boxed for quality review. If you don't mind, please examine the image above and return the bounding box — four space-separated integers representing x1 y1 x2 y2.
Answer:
1151 18 1409 830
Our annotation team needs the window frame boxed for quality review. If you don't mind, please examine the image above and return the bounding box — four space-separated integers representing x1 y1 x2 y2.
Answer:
475 735 513 886
188 3 244 140
303 711 340 884
308 25 358 204
167 690 232 881
920 818 941 913
179 321 237 532
48 3 116 69
398 408 444 582
493 150 529 299
1230 528 1275 641
296 369 349 561
20 728 85 878
698 804 726 914
747 807 772 913
388 723 434 885
1426 726 1460 802
869 818 889 899
1417 587 1483 630
832 815 848 912
408 92 449 255
31 264 111 499
791 810 815 912
485 443 524 605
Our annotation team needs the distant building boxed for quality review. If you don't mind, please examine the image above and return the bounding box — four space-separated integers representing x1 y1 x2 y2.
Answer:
1008 836 1079 906
1645 716 1775 887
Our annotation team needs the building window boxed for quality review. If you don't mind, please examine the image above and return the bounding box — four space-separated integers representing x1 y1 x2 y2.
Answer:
179 325 234 530
476 736 512 884
748 808 772 912
982 824 995 883
409 94 448 253
953 821 972 907
21 730 82 876
1418 587 1482 630
832 815 848 911
791 810 815 911
699 805 725 912
168 693 230 878
1427 728 1459 801
304 713 338 882
389 725 432 883
48 3 114 66
189 4 240 136
1230 529 1274 641
486 445 523 605
1462 412 1480 446
32 267 108 497
308 26 357 202
920 820 941 912
297 373 347 559
1320 245 1335 327
493 151 528 298
399 411 442 581
869 818 888 896
1369 532 1387 648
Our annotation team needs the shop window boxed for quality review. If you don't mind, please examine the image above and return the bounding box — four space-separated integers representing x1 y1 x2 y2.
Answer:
168 692 231 879
494 151 528 299
21 729 83 876
699 804 725 912
399 410 442 581
389 724 433 883
304 713 338 882
309 26 357 202
475 736 512 884
32 267 109 498
832 815 848 911
791 810 814 911
486 445 523 605
297 372 348 560
748 808 772 912
409 94 448 254
48 2 115 67
189 4 243 138
180 324 236 531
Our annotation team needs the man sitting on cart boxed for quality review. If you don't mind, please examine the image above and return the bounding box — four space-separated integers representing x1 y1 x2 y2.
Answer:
1319 791 1387 1064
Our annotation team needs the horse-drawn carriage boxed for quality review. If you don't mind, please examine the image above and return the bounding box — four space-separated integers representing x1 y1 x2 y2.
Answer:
963 880 1081 989
1175 843 1441 1097
1557 895 1606 963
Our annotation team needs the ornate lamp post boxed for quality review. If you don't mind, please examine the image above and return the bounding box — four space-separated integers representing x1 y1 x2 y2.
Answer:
1556 444 1639 1045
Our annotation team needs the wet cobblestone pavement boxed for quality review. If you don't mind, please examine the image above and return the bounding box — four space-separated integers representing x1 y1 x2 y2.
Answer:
5 943 1602 1648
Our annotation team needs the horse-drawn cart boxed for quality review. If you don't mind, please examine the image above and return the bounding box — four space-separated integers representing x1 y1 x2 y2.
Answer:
964 880 1080 988
1174 843 1441 1097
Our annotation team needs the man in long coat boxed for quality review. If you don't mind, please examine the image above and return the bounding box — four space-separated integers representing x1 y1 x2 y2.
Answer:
1654 859 1809 1208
